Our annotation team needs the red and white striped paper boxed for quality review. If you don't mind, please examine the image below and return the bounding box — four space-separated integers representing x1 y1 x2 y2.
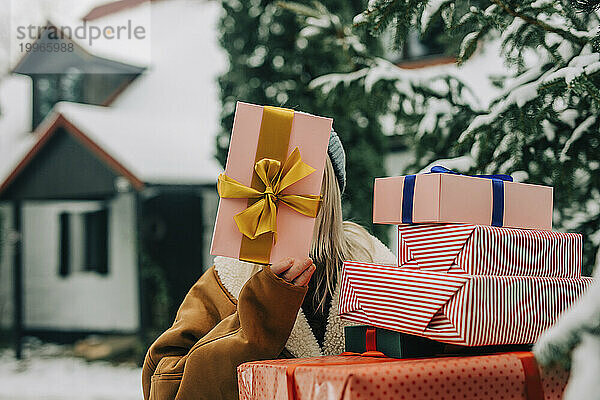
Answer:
398 224 582 277
339 261 594 346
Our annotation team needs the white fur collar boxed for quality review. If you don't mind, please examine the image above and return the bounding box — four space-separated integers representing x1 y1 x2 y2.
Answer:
213 233 396 358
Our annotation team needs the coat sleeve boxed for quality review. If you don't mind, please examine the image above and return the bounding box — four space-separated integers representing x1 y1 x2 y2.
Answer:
142 265 307 400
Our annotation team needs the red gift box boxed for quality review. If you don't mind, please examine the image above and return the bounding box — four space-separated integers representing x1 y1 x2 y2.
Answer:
339 261 593 346
237 353 568 400
397 224 582 277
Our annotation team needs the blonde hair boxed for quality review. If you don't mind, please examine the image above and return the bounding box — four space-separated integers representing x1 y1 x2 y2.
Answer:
309 157 374 311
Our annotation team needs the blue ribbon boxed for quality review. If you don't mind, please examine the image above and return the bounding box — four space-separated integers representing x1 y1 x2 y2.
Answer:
402 175 416 224
401 166 513 226
429 166 513 182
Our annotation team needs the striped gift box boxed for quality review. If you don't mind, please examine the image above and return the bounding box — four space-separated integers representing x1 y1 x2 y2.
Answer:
339 261 594 346
398 224 582 277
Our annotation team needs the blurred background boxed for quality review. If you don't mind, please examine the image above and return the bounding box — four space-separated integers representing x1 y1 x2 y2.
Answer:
0 0 598 398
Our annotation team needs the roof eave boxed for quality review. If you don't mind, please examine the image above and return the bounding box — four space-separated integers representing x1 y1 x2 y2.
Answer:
0 112 146 198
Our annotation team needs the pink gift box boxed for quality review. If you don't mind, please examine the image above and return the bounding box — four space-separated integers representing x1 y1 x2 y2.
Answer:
339 261 594 346
373 173 553 230
397 224 582 277
210 102 332 264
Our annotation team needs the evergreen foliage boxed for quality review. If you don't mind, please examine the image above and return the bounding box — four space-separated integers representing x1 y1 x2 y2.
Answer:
217 0 391 239
573 0 600 13
0 210 3 272
293 0 600 274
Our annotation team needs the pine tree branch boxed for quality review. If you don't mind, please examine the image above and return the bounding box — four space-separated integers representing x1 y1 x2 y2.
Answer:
373 2 399 33
490 0 588 45
581 76 600 104
572 0 600 13
361 0 396 18
587 85 600 103
537 68 600 91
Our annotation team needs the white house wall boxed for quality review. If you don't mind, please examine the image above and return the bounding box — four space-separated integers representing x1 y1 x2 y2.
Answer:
21 193 139 332
0 75 32 140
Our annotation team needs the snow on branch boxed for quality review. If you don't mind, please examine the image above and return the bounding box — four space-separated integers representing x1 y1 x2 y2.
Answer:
461 43 600 143
543 53 600 85
459 79 539 141
308 68 370 95
418 155 475 174
420 0 452 32
491 0 590 45
560 115 597 161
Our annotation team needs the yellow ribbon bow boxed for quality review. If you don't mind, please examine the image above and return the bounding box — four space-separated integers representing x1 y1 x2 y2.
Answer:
217 147 321 241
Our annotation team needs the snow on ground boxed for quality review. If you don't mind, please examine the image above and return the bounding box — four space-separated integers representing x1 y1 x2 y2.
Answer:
0 341 142 400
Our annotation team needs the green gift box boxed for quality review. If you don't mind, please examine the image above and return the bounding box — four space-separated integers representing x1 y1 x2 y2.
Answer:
344 326 533 358
344 325 444 358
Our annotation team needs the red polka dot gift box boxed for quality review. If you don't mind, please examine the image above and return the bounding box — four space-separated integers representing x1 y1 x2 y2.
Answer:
237 352 568 400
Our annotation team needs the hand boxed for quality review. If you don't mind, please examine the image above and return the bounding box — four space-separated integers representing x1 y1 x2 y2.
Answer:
270 257 316 287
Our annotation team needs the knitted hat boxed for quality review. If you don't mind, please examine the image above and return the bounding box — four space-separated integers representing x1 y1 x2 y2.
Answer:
327 129 346 193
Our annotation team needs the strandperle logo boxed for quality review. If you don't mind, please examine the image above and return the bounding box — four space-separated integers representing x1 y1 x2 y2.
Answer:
17 20 147 47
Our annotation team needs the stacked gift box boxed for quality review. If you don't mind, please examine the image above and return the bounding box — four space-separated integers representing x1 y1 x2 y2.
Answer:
340 168 594 349
239 164 593 400
216 103 595 399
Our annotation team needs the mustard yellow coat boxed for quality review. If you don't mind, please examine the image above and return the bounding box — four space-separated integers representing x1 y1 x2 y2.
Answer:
142 234 395 400
142 265 304 400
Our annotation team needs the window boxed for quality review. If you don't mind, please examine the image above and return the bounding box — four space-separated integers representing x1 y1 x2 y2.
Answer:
58 208 109 277
32 70 83 129
84 209 108 274
31 72 139 129
59 213 70 277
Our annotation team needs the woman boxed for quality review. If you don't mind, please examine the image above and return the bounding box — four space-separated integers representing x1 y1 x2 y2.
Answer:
142 131 395 400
